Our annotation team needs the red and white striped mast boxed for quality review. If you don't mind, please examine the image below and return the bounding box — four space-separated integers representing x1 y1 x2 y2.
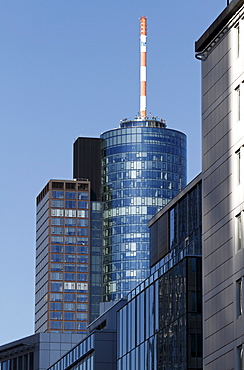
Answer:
140 16 147 118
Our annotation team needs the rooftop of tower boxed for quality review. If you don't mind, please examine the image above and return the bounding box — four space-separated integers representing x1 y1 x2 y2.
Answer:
120 115 167 128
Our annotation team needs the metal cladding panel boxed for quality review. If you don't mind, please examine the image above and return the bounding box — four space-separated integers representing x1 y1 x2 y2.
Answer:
73 137 102 201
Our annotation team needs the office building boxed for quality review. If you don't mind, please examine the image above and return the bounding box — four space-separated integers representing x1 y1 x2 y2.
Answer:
101 117 187 301
35 179 91 334
195 0 244 368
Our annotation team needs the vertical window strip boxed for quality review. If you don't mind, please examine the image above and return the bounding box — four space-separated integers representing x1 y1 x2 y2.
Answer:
237 278 243 317
236 213 242 251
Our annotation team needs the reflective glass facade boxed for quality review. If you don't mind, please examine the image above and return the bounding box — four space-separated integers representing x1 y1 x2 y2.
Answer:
35 180 90 333
117 175 202 369
101 118 187 300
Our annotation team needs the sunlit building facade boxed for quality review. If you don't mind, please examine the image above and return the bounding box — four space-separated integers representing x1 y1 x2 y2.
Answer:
195 0 244 367
101 117 187 301
35 179 90 334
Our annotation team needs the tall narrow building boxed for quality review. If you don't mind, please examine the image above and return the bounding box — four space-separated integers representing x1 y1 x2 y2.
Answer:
195 0 244 368
101 117 187 301
35 179 90 333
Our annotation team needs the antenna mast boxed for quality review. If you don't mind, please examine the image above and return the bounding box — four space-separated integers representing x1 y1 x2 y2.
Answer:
140 16 147 118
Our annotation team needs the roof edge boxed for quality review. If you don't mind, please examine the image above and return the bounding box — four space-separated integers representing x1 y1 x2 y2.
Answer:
195 0 244 52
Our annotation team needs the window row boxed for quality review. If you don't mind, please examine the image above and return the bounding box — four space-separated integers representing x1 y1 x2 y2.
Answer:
50 321 87 331
51 254 88 263
51 227 89 236
50 282 88 293
51 218 88 226
52 200 89 209
52 191 88 200
51 272 88 281
51 236 88 245
51 209 88 218
50 293 88 302
50 311 88 321
51 263 88 272
49 301 87 311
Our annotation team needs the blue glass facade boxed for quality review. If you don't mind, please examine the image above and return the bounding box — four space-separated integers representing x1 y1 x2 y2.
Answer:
101 117 187 300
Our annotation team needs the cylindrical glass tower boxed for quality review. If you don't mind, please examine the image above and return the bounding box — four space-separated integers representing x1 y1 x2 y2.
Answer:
101 117 187 301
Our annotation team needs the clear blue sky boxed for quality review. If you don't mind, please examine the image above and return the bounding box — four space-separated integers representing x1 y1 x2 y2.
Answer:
0 0 226 345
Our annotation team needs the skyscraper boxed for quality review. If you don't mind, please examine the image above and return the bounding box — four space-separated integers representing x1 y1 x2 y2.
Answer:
101 117 187 301
35 179 90 333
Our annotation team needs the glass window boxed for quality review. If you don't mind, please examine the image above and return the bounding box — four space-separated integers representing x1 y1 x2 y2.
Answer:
64 282 76 291
237 278 243 316
51 282 63 292
78 201 88 209
76 322 87 330
77 303 88 311
65 236 76 244
77 246 88 254
77 294 88 302
64 254 76 263
50 302 63 310
66 192 76 199
77 237 88 245
77 283 88 292
238 346 243 370
237 149 241 185
64 294 75 302
65 209 76 217
77 219 88 227
50 312 62 320
52 218 64 226
51 272 63 280
51 236 64 244
64 302 75 310
77 274 88 281
50 321 62 329
78 192 89 200
64 312 75 320
52 199 64 208
77 265 88 272
52 191 64 199
77 210 88 218
65 227 76 235
51 227 63 235
51 245 63 253
51 209 64 217
236 213 242 251
65 200 76 208
51 254 63 262
65 218 76 226
236 85 241 121
77 228 88 236
76 312 88 321
50 293 62 301
51 263 63 271
64 273 75 281
65 264 76 272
